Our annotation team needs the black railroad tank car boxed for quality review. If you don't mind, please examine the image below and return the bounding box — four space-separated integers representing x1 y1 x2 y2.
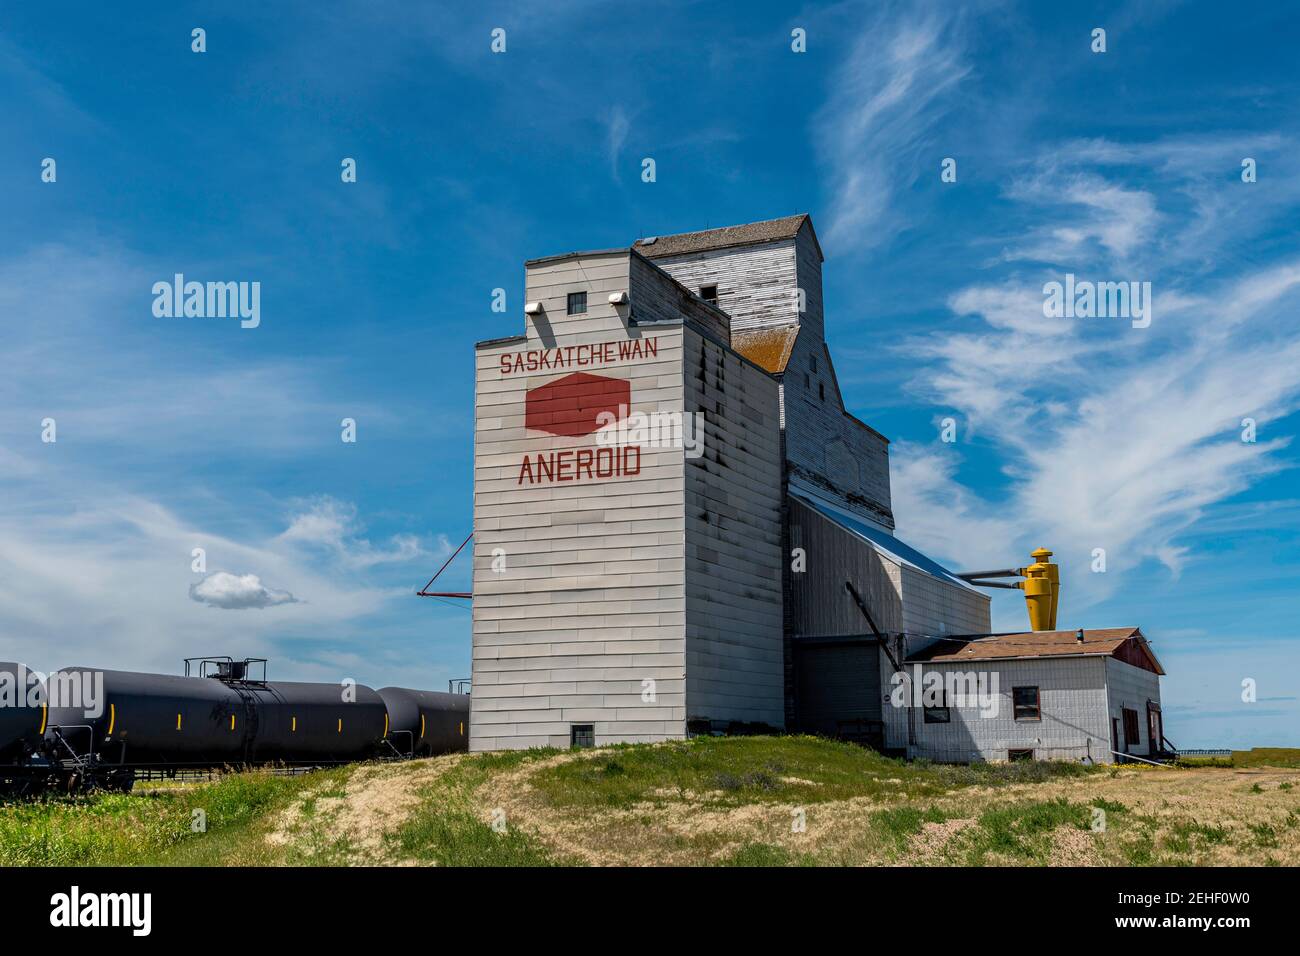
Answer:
45 667 390 767
44 667 250 766
0 662 46 762
378 686 469 756
248 680 388 762
28 658 468 793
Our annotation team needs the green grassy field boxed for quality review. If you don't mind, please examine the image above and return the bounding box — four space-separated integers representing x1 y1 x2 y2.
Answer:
3 738 1298 866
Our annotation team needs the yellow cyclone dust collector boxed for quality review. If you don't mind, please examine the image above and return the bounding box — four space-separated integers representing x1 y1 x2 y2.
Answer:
956 547 1061 631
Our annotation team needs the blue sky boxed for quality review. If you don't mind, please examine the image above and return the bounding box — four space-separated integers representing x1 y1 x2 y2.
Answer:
2 1 1297 747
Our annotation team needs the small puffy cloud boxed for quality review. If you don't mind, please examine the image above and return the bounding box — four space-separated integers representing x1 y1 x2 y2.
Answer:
189 571 298 610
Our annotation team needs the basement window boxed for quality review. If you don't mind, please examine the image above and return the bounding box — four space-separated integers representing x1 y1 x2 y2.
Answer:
1008 748 1035 762
1013 686 1041 721
570 724 595 748
699 284 718 305
567 291 587 315
923 691 951 724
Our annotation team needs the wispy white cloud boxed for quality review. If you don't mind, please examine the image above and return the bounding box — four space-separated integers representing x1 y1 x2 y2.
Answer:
603 105 630 180
895 137 1300 617
278 497 432 569
1002 172 1160 265
814 5 971 250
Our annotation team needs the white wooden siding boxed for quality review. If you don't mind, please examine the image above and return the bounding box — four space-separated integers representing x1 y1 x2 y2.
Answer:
471 250 783 749
1106 657 1163 757
649 240 800 334
884 655 1112 763
683 326 784 726
472 253 688 750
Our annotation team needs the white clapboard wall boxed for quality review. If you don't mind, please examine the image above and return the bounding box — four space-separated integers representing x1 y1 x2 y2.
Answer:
471 249 784 750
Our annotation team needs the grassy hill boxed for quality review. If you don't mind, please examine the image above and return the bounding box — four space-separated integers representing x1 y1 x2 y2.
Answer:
4 736 1298 866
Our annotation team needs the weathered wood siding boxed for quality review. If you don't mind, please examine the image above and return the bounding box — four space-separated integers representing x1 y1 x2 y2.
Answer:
787 497 903 635
649 239 800 335
783 354 894 530
629 252 731 340
783 501 990 639
471 252 688 750
471 250 785 749
792 218 825 342
683 326 784 726
897 565 991 637
652 221 892 528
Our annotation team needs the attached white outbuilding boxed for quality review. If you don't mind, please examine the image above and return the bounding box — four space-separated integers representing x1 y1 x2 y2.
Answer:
895 628 1167 764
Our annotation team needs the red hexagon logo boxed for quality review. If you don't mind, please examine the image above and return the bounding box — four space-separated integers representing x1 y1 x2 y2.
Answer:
525 372 630 437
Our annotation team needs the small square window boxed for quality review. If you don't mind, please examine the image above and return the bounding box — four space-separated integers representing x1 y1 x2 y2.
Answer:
567 291 587 315
699 285 718 305
923 691 950 724
570 723 595 748
1013 686 1041 721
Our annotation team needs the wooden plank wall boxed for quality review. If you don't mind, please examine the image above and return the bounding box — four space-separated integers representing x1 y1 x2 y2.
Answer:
682 326 785 727
650 240 800 334
787 497 904 636
782 342 894 528
471 252 689 750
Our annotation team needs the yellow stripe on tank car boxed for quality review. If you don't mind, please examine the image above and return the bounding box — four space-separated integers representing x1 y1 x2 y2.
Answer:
230 714 236 731
291 716 297 732
419 714 425 739
176 713 183 731
107 703 116 736
459 721 464 736
383 713 389 737
39 703 48 735
337 718 342 733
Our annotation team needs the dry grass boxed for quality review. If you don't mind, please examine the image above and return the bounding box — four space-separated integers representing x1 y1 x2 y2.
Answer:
448 741 1300 867
267 757 464 864
7 739 1298 866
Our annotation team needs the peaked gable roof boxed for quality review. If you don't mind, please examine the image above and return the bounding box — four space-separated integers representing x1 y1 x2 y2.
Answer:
634 214 815 259
905 627 1164 675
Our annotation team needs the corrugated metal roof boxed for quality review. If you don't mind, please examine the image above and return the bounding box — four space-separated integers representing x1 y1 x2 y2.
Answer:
905 627 1163 674
732 324 800 374
634 214 810 259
